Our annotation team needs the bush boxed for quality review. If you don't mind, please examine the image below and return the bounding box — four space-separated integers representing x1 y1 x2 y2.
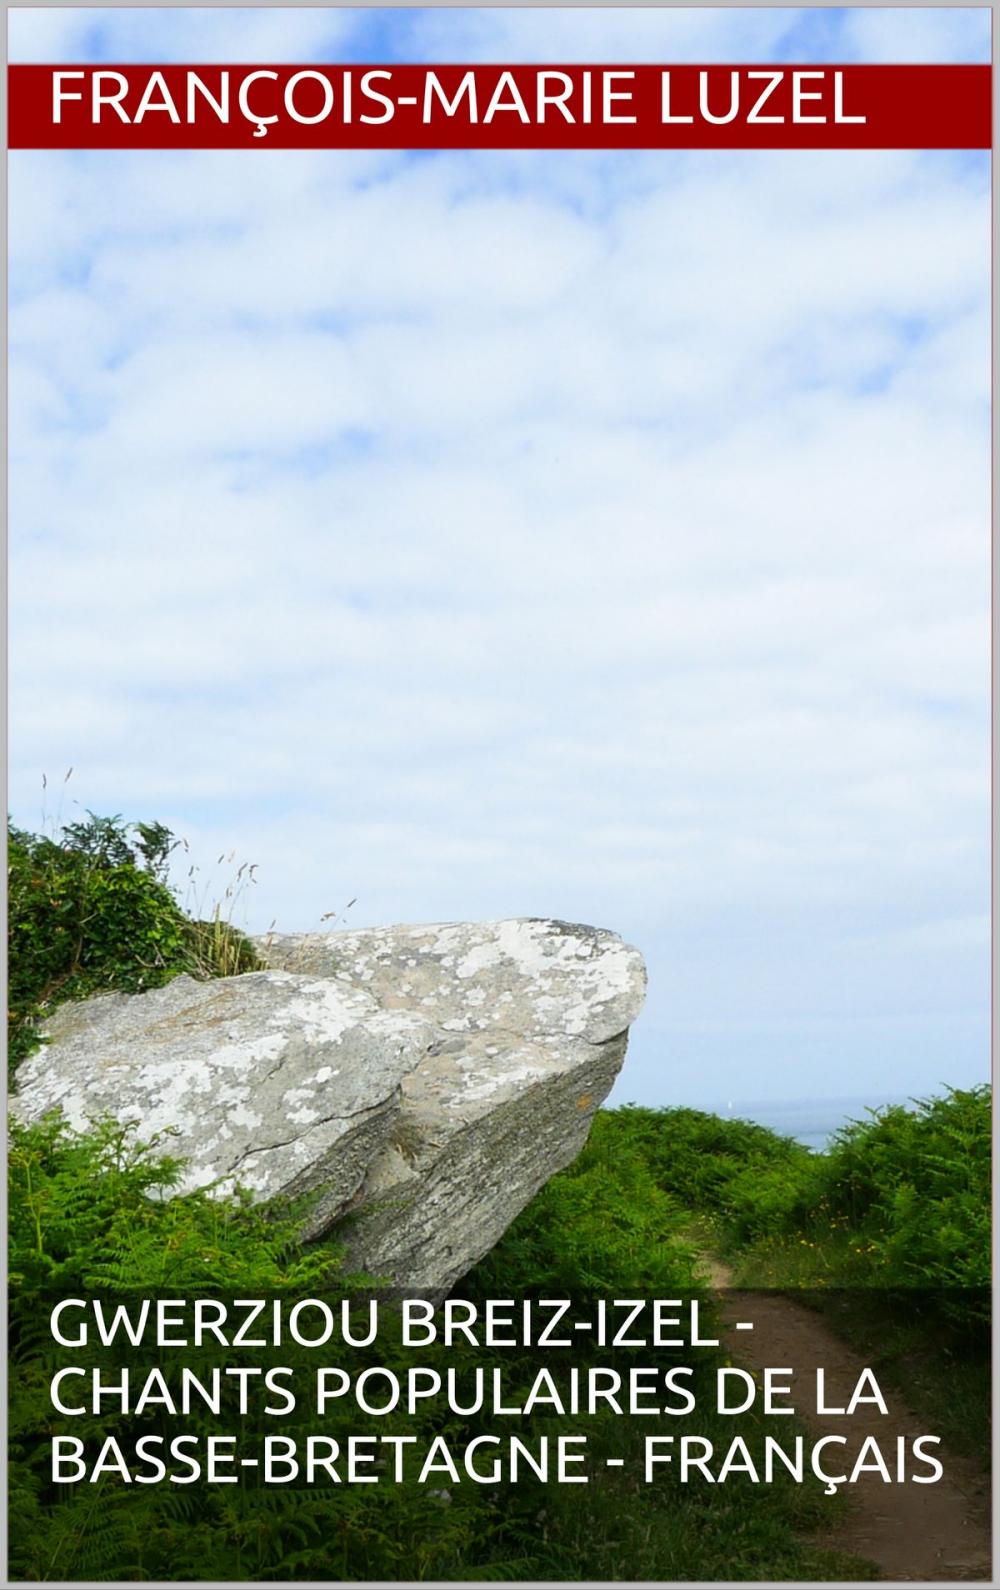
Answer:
8 1114 498 1583
597 1105 821 1242
9 1113 847 1584
816 1088 991 1300
7 812 261 1079
720 1158 820 1240
469 1109 701 1297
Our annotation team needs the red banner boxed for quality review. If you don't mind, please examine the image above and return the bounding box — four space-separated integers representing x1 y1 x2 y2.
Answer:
7 63 992 150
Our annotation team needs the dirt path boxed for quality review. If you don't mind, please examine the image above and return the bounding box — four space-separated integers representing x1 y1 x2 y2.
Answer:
702 1259 992 1582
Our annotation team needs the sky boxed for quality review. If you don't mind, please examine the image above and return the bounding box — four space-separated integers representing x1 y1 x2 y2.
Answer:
8 8 991 1108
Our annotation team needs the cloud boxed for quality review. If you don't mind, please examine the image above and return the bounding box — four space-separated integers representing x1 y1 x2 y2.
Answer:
8 6 990 64
405 5 991 64
407 7 803 62
8 29 990 1108
6 7 360 63
837 7 991 65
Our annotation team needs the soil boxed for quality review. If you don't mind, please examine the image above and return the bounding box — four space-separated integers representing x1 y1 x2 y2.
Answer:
704 1259 992 1583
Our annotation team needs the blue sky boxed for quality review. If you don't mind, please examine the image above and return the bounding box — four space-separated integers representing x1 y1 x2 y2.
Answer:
8 9 991 1106
7 7 993 64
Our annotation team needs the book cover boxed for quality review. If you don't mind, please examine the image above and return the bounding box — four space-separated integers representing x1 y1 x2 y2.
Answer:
6 6 992 1584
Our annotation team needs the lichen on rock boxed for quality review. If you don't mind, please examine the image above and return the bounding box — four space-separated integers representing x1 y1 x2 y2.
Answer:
14 918 646 1290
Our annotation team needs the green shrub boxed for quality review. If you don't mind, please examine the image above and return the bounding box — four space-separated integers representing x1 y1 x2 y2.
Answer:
593 1105 820 1242
719 1157 821 1240
469 1109 701 1297
7 812 261 1079
9 1113 853 1584
8 1114 499 1583
815 1088 991 1302
599 1093 990 1311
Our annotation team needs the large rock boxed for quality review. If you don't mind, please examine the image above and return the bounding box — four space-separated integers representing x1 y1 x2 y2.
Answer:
12 971 430 1238
14 919 646 1291
255 919 646 1290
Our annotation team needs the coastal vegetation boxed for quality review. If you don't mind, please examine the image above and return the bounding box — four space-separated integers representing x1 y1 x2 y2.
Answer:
10 1108 865 1583
6 810 990 1579
603 1095 990 1464
7 811 259 1079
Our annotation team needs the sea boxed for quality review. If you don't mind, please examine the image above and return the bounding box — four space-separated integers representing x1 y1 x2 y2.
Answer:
694 1094 915 1153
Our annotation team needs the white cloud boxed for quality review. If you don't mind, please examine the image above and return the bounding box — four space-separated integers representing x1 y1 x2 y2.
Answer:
408 7 990 64
7 8 359 63
838 7 991 64
8 120 989 1109
408 7 801 62
9 6 989 66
